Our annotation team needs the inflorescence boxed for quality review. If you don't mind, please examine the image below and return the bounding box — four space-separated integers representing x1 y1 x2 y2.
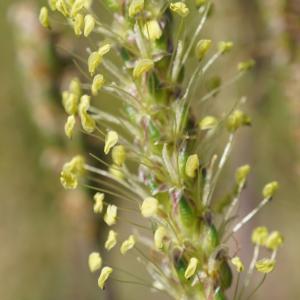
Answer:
39 0 283 299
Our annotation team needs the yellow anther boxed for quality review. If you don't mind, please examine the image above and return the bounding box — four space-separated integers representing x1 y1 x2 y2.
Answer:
88 51 102 76
154 226 167 250
93 192 104 213
60 155 85 189
112 145 126 166
128 0 144 18
195 39 212 61
227 109 251 132
262 181 279 199
184 257 198 279
69 77 81 97
133 59 154 78
64 115 76 139
235 165 251 186
79 95 96 133
62 91 78 115
252 226 269 246
48 0 57 11
218 41 234 54
265 231 283 251
104 204 118 226
120 235 135 254
88 252 102 272
56 0 69 17
255 259 275 274
91 74 105 96
170 2 190 17
109 165 124 180
60 169 78 189
73 13 84 35
71 0 85 17
39 7 50 29
141 197 158 218
185 154 199 178
98 267 113 289
199 116 217 130
105 230 118 250
104 131 119 154
143 20 162 41
98 44 111 56
84 14 96 37
231 256 244 272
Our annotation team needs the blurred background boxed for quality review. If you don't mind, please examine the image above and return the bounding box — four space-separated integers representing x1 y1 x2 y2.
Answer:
0 0 299 299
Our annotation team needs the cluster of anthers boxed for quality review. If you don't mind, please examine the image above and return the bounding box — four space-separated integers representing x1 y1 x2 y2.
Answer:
39 0 283 299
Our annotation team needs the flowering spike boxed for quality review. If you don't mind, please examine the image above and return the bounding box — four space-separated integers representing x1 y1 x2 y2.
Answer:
44 0 284 297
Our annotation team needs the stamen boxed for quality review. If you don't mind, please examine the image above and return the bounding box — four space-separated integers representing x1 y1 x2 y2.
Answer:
233 198 270 233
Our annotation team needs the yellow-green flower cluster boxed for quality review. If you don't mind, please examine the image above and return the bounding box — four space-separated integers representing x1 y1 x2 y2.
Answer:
44 0 285 298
